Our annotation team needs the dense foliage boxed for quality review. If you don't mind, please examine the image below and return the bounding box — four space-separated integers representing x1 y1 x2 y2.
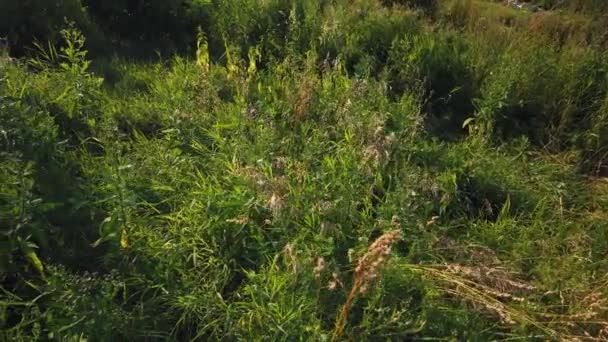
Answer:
1 0 607 340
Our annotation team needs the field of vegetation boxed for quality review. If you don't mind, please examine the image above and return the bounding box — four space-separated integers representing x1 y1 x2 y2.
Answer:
2 0 608 340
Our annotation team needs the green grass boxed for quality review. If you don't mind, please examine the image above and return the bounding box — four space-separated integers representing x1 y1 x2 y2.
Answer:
2 0 608 340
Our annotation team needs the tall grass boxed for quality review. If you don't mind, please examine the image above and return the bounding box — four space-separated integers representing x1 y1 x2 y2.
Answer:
2 0 608 340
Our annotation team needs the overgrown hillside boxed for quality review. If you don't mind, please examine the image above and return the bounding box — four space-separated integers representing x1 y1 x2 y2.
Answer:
2 0 608 340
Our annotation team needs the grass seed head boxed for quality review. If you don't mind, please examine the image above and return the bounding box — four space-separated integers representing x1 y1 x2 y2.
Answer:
355 229 401 293
314 257 326 279
283 243 298 274
269 193 283 213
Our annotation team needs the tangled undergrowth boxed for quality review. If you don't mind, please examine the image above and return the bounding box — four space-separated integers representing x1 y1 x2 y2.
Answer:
2 0 608 340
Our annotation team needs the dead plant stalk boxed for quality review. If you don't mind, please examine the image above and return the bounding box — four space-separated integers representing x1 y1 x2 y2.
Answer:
331 230 401 341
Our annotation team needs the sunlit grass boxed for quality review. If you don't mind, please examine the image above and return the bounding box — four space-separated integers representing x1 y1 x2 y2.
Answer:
1 0 608 340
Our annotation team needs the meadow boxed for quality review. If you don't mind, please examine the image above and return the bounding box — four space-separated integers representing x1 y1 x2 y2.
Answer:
1 0 608 340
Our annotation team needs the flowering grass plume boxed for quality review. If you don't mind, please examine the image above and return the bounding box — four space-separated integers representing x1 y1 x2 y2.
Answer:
332 229 401 341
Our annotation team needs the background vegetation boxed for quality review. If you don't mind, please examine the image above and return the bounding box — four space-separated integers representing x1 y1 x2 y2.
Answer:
1 0 607 340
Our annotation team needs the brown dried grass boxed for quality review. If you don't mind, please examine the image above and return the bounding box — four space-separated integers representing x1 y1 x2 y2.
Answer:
331 229 401 341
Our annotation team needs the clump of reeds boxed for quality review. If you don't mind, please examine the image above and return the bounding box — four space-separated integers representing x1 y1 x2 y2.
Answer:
331 229 401 341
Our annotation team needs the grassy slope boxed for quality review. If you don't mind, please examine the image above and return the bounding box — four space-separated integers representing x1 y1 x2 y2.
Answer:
1 0 608 340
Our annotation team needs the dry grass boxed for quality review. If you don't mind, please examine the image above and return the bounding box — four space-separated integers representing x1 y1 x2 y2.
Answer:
402 261 608 340
331 229 401 341
291 75 318 123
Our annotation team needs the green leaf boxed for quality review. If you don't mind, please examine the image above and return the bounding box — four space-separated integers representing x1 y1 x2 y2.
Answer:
23 245 44 277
